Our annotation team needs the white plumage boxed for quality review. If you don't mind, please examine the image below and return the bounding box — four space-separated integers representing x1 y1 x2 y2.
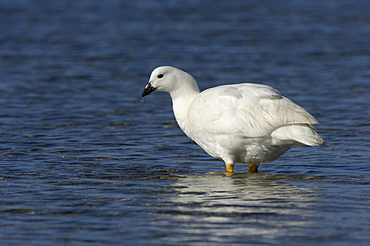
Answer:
142 66 326 173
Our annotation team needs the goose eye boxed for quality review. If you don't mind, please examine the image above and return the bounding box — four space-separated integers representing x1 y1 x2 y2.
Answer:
157 74 164 79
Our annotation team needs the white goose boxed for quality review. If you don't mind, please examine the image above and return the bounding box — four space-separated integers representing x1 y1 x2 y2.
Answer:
142 66 326 173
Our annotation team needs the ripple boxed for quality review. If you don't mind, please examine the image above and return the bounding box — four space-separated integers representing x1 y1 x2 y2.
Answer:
0 0 369 245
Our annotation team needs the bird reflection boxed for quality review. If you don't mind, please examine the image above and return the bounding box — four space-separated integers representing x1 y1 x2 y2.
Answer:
166 173 318 235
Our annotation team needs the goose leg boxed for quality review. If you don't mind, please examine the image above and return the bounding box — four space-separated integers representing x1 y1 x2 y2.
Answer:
248 164 259 173
225 163 234 173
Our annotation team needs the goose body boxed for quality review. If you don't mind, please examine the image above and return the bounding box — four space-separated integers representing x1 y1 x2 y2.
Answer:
142 66 326 173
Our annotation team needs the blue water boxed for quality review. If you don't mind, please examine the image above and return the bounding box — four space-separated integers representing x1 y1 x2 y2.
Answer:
1 0 369 245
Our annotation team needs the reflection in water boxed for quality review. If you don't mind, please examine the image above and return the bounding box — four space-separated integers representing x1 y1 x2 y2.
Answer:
161 174 319 243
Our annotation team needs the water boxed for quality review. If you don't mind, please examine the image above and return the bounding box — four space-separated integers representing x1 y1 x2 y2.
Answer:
0 0 369 245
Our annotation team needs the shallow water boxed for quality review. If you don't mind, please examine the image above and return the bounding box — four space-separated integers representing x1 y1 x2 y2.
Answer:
1 0 369 245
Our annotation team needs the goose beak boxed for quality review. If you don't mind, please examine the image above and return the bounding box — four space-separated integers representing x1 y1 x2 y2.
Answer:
142 82 156 97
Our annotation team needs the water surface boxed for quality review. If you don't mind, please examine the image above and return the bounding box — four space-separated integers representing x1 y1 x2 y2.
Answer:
0 0 369 245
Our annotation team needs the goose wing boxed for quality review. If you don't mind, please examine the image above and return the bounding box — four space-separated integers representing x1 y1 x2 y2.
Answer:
187 83 318 138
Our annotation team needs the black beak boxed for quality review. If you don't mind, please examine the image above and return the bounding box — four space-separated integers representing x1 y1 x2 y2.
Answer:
142 83 156 97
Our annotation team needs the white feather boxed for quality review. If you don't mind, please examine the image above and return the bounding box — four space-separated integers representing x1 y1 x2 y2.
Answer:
145 66 326 167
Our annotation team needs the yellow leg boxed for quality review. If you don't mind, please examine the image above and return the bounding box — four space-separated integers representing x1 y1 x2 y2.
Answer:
248 164 259 173
225 163 234 173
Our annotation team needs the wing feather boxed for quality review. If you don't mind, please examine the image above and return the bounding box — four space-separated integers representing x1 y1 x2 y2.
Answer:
187 83 319 138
